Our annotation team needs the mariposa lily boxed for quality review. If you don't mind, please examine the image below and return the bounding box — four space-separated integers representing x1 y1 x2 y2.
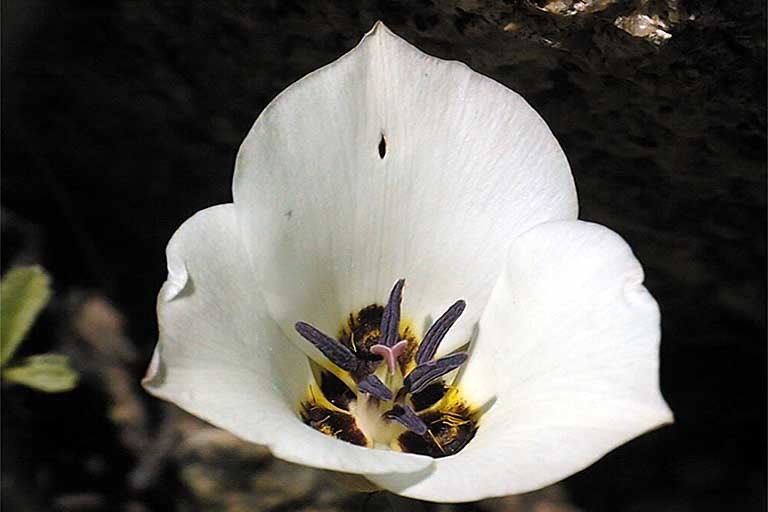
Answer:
143 22 673 502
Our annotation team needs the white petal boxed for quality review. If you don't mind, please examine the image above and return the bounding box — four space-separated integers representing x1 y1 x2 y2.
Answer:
368 220 673 501
233 22 577 360
145 204 431 475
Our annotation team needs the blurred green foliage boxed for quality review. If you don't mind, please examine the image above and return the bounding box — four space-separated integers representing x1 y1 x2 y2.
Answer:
3 354 78 393
1 265 51 365
1 266 78 392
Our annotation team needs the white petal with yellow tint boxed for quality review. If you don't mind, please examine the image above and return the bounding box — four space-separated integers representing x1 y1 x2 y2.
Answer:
368 220 673 501
144 204 432 475
233 22 577 363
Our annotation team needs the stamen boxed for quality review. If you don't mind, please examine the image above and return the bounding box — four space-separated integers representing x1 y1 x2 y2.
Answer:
404 352 468 394
384 403 427 435
370 339 409 374
379 279 405 347
358 374 393 401
427 429 446 455
416 300 466 364
295 321 358 372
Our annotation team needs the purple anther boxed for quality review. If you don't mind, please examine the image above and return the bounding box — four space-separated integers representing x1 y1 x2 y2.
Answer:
404 352 468 394
370 339 409 374
295 321 358 372
358 374 393 401
415 300 466 364
384 403 427 435
380 279 405 347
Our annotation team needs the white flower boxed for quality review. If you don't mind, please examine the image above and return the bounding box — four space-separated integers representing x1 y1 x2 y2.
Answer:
143 22 673 503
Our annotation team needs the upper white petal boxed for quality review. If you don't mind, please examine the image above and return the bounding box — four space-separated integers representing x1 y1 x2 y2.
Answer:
233 22 577 362
145 204 431 475
368 220 673 501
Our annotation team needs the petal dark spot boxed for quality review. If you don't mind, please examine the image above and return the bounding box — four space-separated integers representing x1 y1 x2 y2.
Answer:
410 381 449 411
398 407 477 458
320 371 356 410
301 402 368 447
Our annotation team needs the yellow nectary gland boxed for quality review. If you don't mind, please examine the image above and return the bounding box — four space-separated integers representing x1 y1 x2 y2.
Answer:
298 305 479 458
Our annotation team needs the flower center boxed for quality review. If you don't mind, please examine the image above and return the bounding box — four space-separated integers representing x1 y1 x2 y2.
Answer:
295 279 479 457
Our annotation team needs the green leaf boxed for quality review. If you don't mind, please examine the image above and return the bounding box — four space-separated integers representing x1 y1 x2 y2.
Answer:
1 266 52 366
3 353 78 393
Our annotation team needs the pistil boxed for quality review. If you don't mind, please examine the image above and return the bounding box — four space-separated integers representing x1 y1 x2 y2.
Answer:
370 340 409 374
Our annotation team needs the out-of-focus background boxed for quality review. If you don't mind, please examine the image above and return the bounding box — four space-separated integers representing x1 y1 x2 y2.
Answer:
2 1 765 511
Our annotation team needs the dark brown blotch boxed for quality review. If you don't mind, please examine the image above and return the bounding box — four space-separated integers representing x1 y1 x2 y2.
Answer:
320 371 356 410
338 305 384 353
410 381 449 411
300 402 368 447
398 405 477 458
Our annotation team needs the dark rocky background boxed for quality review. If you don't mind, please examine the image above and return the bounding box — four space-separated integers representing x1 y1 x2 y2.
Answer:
2 1 765 511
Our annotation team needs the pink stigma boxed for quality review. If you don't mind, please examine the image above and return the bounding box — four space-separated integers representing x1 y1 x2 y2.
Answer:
370 340 409 374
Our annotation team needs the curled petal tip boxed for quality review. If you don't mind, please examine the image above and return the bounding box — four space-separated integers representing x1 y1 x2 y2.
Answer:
161 263 189 302
141 348 162 387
